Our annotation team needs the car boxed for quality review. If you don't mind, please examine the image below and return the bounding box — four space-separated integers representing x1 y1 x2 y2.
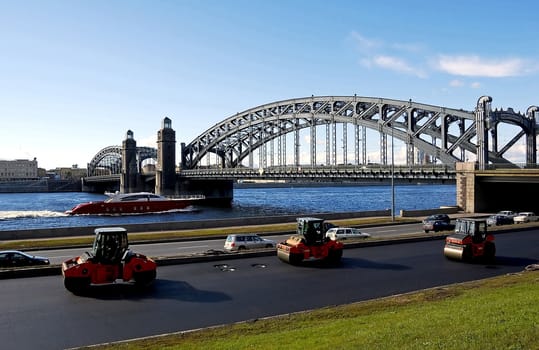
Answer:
513 212 539 224
497 210 516 218
422 214 453 233
486 214 514 226
423 220 455 233
224 234 276 251
422 214 451 224
0 250 50 268
325 227 371 240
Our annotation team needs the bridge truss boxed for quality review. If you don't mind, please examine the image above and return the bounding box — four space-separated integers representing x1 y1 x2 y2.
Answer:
87 146 157 176
181 95 538 170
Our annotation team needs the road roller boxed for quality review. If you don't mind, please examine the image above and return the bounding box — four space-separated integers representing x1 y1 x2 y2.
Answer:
443 218 495 262
62 227 157 294
277 217 343 265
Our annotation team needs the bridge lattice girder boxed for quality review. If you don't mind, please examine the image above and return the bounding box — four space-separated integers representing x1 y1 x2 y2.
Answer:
181 95 538 169
88 146 157 176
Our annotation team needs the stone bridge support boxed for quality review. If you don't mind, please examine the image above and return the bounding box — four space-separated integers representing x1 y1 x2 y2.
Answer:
457 161 539 213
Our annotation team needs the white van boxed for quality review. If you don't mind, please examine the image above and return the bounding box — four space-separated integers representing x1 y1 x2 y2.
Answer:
325 227 370 241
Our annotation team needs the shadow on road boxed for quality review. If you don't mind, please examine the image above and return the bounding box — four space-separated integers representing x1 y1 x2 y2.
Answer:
485 256 538 268
340 257 411 270
71 279 231 302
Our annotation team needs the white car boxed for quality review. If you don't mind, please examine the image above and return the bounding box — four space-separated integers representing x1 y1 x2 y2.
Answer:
325 227 370 241
224 233 276 251
513 212 538 224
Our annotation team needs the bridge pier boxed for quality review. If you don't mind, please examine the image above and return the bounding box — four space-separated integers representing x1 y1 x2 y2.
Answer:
121 130 141 193
457 161 539 213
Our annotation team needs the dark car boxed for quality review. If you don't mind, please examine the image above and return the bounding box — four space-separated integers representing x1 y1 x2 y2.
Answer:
0 250 50 268
423 214 451 224
423 220 455 233
422 214 452 233
486 214 514 226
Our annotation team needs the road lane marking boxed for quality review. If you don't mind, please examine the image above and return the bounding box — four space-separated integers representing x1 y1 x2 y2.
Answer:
175 245 209 250
374 229 400 233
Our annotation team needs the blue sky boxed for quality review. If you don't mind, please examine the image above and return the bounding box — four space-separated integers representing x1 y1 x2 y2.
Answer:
1 0 538 169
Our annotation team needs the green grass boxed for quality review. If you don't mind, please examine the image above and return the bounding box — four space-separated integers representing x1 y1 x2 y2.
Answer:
77 270 539 350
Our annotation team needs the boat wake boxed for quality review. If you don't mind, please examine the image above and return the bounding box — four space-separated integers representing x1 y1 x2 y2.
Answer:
0 210 69 220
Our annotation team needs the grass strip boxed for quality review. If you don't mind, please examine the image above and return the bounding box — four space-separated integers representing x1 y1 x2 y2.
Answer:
78 270 539 350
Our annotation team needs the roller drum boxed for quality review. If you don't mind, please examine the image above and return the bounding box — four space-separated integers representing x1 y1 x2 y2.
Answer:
444 244 465 260
277 248 291 263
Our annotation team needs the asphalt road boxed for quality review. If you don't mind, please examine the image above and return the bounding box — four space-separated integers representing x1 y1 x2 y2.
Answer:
32 222 424 265
1 229 538 350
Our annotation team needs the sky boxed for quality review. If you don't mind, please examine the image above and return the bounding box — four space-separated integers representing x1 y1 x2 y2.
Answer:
1 0 538 169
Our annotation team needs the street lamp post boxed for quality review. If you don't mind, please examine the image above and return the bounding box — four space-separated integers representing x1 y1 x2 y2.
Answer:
391 125 395 221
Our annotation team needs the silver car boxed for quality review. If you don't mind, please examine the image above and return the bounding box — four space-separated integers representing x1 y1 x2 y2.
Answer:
224 234 276 251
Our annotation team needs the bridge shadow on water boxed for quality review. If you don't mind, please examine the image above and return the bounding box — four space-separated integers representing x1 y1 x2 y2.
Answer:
72 279 231 302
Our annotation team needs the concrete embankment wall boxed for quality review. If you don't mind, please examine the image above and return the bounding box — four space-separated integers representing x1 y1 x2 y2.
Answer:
0 209 395 241
399 206 460 217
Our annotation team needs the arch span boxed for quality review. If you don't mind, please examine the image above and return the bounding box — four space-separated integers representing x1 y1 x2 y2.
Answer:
181 95 537 170
88 146 157 176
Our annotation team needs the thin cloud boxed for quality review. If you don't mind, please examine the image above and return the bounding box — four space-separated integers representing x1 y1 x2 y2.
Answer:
350 32 539 81
449 79 464 87
350 31 427 78
448 79 481 89
372 55 427 79
436 55 533 77
350 31 382 53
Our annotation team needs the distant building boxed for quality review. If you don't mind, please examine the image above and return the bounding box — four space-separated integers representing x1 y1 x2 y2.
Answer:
51 165 87 180
0 158 38 180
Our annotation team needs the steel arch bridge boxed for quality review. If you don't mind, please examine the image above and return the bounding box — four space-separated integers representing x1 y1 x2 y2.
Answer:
181 95 539 170
87 146 157 176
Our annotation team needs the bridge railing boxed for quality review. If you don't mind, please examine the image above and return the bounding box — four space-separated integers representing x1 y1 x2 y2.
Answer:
179 164 456 180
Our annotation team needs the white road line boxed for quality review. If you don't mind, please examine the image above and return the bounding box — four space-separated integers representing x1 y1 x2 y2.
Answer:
374 229 399 233
175 245 209 250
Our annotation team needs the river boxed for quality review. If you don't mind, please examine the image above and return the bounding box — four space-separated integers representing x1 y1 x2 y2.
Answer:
0 184 456 231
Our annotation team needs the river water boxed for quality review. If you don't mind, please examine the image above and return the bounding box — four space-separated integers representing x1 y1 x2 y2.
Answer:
0 184 456 231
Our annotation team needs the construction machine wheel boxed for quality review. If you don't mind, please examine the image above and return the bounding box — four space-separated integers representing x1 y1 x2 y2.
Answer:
462 245 472 262
289 253 304 265
64 277 90 295
133 270 157 287
484 242 496 262
326 248 343 264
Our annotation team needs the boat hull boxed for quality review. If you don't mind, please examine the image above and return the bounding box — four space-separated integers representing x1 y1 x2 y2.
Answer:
67 199 197 215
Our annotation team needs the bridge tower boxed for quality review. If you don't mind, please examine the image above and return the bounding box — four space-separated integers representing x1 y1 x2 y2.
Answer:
156 117 176 196
120 130 139 193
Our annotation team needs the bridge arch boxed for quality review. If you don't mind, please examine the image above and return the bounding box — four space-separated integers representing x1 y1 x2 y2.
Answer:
88 146 157 176
181 95 537 170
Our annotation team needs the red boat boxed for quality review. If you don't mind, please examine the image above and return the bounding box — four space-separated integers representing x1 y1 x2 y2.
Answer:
66 192 204 215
